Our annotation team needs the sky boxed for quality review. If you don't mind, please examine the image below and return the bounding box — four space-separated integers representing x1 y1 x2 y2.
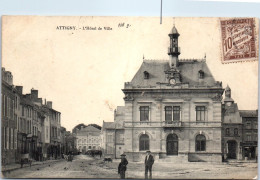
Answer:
2 16 258 131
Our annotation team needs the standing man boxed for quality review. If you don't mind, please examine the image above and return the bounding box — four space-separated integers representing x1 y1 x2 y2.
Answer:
145 150 154 179
118 154 128 179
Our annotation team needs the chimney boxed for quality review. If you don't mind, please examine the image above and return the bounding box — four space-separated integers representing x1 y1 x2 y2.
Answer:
47 101 52 109
16 86 23 94
45 99 47 105
31 89 38 100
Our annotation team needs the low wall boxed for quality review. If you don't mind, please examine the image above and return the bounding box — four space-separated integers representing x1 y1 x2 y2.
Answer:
188 152 222 162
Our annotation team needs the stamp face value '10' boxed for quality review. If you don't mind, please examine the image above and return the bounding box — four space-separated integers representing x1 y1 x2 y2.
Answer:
220 18 258 63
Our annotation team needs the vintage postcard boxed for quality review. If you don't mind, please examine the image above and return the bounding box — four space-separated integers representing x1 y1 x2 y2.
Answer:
1 16 258 179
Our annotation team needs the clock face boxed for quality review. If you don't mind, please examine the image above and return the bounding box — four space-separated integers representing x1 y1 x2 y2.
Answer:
169 78 176 85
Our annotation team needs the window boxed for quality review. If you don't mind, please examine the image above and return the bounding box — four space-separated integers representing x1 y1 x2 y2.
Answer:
234 128 238 136
139 134 149 151
144 71 149 79
107 134 113 143
14 129 17 149
196 106 206 121
254 122 258 129
173 106 180 121
195 134 206 151
140 106 149 121
165 106 172 122
198 70 204 79
246 135 251 141
246 122 251 129
165 106 180 122
10 128 13 149
6 127 9 149
226 128 230 136
2 94 4 117
89 146 91 149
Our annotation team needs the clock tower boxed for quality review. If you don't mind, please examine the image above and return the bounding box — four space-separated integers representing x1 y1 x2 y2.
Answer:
168 26 180 67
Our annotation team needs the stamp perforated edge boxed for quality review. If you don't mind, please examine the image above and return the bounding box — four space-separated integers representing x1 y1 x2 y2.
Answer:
219 17 259 64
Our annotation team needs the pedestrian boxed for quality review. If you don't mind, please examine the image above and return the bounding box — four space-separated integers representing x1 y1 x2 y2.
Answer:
99 151 102 159
118 154 128 179
144 150 154 179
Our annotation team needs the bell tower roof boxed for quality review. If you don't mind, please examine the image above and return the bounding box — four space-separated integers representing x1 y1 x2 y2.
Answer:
169 26 179 35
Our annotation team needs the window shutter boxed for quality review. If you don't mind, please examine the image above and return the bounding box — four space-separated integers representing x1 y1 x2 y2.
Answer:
3 127 6 149
14 129 17 149
10 128 13 149
6 127 9 149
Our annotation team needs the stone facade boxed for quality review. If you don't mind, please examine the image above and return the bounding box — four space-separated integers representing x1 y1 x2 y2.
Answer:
1 67 62 165
222 85 243 161
102 26 225 162
75 125 101 153
240 110 258 160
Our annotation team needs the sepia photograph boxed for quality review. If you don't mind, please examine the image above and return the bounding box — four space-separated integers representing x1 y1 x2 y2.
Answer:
1 16 259 179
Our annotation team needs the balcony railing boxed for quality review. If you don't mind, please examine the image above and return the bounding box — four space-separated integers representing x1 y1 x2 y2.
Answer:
124 121 182 128
163 121 182 127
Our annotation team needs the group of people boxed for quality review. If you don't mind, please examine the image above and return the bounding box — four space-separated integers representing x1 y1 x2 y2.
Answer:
118 150 154 179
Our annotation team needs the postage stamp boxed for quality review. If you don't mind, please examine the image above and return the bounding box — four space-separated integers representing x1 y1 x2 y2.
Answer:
220 18 258 63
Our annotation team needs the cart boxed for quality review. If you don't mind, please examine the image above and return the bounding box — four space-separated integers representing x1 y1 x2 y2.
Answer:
20 153 32 168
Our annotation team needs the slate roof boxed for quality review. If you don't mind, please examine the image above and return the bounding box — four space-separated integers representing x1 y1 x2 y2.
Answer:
80 125 101 132
130 59 216 87
239 110 258 117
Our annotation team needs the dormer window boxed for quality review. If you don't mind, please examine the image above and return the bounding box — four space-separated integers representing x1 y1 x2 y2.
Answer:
144 71 149 79
198 70 204 79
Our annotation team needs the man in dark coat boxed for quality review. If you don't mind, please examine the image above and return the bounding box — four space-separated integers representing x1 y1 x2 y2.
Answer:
118 154 128 179
145 150 154 179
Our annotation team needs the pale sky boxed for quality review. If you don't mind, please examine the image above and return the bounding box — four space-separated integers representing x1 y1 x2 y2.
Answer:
2 16 258 131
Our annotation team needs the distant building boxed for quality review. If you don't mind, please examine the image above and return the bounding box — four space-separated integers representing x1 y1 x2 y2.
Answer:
75 125 101 153
102 107 125 158
240 110 258 160
222 85 243 160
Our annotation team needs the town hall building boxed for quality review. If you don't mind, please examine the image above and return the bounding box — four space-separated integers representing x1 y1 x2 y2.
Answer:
103 25 224 162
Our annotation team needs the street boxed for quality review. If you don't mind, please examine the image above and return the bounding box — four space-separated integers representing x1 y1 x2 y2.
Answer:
2 155 258 179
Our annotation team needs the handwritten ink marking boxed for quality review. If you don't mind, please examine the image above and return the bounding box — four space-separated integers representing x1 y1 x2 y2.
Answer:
118 23 125 27
118 23 131 28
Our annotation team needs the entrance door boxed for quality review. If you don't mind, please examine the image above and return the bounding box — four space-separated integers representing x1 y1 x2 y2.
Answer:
166 134 178 155
227 140 237 159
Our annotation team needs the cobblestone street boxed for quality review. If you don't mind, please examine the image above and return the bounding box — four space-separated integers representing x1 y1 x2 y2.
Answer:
2 155 258 179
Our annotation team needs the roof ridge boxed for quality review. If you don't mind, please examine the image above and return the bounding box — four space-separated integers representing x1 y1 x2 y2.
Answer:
179 58 206 62
143 59 168 62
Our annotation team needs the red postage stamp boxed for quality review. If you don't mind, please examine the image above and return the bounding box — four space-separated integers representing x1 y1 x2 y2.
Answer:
220 18 258 63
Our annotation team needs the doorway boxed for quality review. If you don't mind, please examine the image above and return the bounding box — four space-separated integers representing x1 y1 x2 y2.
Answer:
227 140 237 159
166 134 178 155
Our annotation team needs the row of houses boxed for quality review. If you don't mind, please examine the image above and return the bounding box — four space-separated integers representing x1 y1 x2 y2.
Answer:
1 67 64 164
101 26 258 162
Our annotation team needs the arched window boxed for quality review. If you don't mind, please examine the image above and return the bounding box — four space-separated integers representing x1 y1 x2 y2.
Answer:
196 134 206 151
139 134 149 151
